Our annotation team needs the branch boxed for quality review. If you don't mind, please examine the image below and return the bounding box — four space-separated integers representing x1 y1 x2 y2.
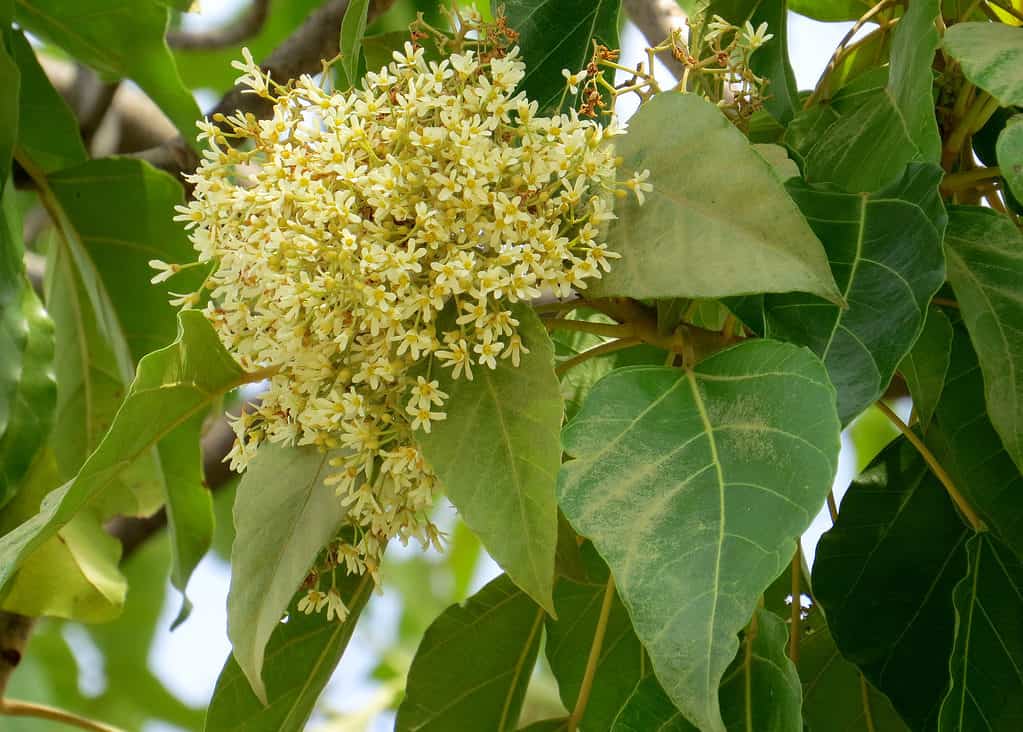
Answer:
132 0 397 182
167 0 272 51
622 0 686 79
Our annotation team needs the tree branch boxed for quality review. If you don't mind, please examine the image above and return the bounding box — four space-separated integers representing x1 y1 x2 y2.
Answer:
622 0 686 79
167 0 272 51
130 0 397 182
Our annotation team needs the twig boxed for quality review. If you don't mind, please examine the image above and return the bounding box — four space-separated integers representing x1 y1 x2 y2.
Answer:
0 699 124 732
568 575 616 731
931 297 960 309
167 0 272 50
875 400 986 532
555 337 641 376
826 490 839 522
788 545 801 664
941 167 1002 194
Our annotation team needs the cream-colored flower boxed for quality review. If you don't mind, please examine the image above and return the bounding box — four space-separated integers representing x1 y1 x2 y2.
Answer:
174 33 639 586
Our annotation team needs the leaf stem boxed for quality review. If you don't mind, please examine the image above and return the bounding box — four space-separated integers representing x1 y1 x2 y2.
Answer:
875 400 986 532
805 0 895 108
0 699 124 732
789 545 801 664
555 338 641 377
859 674 879 732
568 574 616 732
826 490 839 522
544 318 636 340
941 167 1002 194
931 297 960 309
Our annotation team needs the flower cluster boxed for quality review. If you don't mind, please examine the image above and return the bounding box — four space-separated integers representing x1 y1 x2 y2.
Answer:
167 18 646 615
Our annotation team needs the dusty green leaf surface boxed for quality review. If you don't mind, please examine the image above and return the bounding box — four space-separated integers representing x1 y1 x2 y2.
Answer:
559 340 840 732
396 574 543 731
997 114 1023 202
945 205 1023 475
416 304 561 614
943 23 1023 107
589 93 842 303
227 442 348 705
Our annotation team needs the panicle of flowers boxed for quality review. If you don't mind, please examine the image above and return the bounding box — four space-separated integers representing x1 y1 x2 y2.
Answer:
165 8 646 613
568 15 773 130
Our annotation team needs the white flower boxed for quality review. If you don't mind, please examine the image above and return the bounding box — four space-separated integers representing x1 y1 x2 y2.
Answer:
742 21 774 50
297 589 327 615
561 68 588 94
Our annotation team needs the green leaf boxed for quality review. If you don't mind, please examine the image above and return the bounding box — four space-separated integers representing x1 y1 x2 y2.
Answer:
0 311 251 593
800 624 910 732
937 533 1023 730
886 0 942 162
590 93 842 304
207 575 374 732
803 93 920 193
718 608 802 732
38 158 211 584
395 574 544 731
227 442 348 704
14 0 201 142
758 164 947 424
997 114 1023 202
925 323 1023 561
0 24 18 192
416 304 562 614
812 437 970 729
0 450 125 622
611 676 693 731
501 0 621 112
944 205 1023 474
8 29 87 176
787 0 867 22
546 544 658 729
943 23 1023 107
898 306 953 432
559 340 841 732
0 172 55 506
801 0 939 191
46 158 203 363
338 0 370 89
700 0 799 123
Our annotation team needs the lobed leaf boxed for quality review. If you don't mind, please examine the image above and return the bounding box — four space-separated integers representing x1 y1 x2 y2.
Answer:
590 93 842 304
559 340 840 732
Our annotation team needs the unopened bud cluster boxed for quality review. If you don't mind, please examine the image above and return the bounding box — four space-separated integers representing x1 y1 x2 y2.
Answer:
168 27 648 606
